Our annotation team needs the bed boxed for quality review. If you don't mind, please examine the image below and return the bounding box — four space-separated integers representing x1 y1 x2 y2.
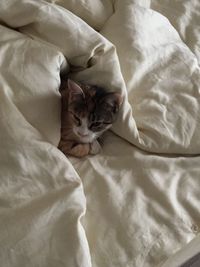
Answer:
0 0 199 266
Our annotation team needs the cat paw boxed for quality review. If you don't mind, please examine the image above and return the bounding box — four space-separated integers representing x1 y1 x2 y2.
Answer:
90 140 101 155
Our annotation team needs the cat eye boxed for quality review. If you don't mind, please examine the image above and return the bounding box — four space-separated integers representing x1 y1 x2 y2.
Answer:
91 122 102 127
73 114 81 126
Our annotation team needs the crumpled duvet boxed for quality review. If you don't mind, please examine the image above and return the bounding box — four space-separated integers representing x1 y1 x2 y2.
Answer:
0 0 200 266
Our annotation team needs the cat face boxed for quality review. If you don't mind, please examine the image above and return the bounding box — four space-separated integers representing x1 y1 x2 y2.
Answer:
67 79 123 143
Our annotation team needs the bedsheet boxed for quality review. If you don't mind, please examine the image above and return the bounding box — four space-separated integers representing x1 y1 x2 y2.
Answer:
0 0 199 266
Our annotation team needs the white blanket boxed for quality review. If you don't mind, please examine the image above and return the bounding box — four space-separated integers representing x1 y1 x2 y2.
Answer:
0 0 200 266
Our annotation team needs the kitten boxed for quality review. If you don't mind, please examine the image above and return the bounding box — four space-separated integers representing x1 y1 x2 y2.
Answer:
58 79 123 158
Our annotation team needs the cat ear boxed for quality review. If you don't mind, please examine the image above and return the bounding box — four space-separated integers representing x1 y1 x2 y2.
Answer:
103 92 123 113
67 79 85 103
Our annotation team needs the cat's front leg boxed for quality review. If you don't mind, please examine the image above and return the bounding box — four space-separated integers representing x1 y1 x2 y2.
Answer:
89 140 101 155
70 141 101 157
68 143 90 158
58 140 90 158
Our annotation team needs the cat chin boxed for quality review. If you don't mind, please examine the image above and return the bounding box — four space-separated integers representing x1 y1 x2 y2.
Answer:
75 133 96 143
79 136 95 143
74 129 101 143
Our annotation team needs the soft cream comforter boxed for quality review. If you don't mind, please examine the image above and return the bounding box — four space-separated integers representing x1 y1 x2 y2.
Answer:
0 0 200 266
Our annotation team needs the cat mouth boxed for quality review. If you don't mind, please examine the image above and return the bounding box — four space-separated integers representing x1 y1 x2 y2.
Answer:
76 132 95 143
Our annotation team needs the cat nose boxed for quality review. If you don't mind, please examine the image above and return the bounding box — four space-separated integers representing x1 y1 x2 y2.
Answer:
81 133 88 137
78 132 88 137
